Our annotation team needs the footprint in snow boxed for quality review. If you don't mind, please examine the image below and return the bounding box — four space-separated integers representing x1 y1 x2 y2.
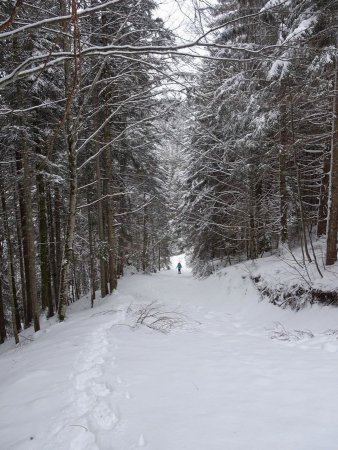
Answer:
75 355 105 372
75 366 103 391
323 343 338 353
90 381 110 397
69 428 98 450
76 391 96 415
91 402 119 430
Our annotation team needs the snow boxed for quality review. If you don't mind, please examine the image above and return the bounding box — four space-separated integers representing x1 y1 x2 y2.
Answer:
1 254 338 449
286 16 317 41
260 0 292 12
267 59 291 80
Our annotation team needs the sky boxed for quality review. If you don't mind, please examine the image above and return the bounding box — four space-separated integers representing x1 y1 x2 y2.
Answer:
156 0 193 37
155 0 211 44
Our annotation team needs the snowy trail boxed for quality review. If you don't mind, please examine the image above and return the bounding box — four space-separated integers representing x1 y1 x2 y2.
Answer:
1 260 338 449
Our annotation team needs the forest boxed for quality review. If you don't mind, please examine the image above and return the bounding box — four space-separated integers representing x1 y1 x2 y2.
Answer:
1 0 338 345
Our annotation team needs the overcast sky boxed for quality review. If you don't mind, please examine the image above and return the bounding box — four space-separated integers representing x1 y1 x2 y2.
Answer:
156 0 209 44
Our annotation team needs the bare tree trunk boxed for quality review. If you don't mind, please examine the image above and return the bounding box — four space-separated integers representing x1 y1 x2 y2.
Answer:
117 175 126 278
14 180 27 325
158 245 161 272
279 101 288 244
58 132 78 321
289 90 311 263
247 167 259 260
294 159 312 263
36 161 54 317
118 248 124 277
54 186 62 304
16 149 32 328
15 144 40 331
72 254 80 300
47 188 57 309
23 150 40 332
0 238 7 344
104 147 117 293
57 0 81 320
317 145 330 237
326 50 338 265
87 195 96 307
96 156 109 297
1 183 20 343
142 196 148 272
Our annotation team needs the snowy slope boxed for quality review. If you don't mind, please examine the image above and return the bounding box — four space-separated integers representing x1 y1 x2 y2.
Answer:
1 255 338 449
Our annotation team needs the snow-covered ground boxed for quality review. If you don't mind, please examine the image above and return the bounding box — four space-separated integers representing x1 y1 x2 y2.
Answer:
1 254 338 450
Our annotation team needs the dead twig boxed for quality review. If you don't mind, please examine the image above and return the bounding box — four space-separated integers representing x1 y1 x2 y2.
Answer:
69 424 88 431
129 301 188 334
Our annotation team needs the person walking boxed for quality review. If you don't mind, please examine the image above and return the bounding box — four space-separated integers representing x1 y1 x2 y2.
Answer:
177 262 182 274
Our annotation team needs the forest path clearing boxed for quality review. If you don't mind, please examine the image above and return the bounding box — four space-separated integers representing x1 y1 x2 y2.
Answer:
1 258 338 449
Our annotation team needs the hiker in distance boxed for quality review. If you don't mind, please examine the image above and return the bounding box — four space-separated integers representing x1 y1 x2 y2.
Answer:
177 262 182 274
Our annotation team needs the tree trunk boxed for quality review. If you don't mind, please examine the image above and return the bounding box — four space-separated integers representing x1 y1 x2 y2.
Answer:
104 148 117 293
57 0 81 320
326 53 338 265
15 145 40 331
47 188 57 309
16 149 32 328
142 197 148 272
23 149 40 332
72 254 80 301
279 101 288 244
0 238 7 344
14 180 27 326
0 183 20 343
96 156 109 297
317 145 330 237
289 90 311 263
58 133 78 321
54 186 62 304
87 196 96 307
36 160 54 317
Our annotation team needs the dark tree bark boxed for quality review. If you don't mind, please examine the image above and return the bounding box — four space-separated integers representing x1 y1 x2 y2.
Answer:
16 149 32 328
58 132 78 321
279 101 288 245
13 180 27 325
326 55 338 265
0 181 20 343
36 158 54 317
96 155 109 298
104 147 117 293
23 149 40 332
142 196 148 272
54 186 62 304
87 196 96 307
317 146 330 237
0 237 7 344
47 188 57 309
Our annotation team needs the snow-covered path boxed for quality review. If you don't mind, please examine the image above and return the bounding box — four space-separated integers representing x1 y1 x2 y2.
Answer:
1 259 338 449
